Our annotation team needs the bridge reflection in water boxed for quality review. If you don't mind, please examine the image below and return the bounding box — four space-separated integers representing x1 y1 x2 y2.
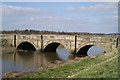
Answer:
2 44 104 74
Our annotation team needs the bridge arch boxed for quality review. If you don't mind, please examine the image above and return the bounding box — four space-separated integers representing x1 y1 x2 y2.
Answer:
77 43 105 56
44 41 69 52
17 41 36 51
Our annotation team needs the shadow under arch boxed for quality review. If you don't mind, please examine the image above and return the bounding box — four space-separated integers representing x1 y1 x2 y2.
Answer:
77 45 105 56
44 42 65 52
17 41 36 51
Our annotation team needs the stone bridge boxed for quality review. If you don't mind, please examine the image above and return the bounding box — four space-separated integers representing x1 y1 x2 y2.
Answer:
2 34 118 55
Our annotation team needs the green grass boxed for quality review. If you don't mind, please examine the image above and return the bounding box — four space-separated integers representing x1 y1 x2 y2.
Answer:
75 56 118 78
21 52 118 78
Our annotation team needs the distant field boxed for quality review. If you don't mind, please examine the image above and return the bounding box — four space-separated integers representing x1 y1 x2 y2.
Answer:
21 49 118 78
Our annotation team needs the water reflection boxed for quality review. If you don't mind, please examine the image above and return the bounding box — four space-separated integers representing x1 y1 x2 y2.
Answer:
2 51 41 74
2 45 104 74
2 47 70 74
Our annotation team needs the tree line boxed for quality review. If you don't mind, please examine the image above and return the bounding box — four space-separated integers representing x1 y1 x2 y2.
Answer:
0 29 118 35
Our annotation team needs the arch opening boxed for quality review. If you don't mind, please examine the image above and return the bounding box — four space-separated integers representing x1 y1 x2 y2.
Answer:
44 42 69 60
77 45 93 56
77 45 105 56
17 42 36 51
44 42 60 52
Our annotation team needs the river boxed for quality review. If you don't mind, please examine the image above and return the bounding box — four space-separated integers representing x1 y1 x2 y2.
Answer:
2 45 104 74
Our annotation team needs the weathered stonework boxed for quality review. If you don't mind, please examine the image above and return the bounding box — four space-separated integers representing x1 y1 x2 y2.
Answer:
1 34 118 54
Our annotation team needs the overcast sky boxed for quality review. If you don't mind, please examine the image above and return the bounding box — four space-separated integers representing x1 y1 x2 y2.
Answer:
2 2 118 33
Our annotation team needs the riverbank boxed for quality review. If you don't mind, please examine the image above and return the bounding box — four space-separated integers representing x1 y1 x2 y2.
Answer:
3 49 118 78
21 51 118 78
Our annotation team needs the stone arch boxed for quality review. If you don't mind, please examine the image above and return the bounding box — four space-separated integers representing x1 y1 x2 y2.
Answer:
44 41 69 52
17 41 36 51
77 43 105 56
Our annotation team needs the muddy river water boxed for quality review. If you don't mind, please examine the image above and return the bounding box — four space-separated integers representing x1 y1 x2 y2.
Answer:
2 46 104 74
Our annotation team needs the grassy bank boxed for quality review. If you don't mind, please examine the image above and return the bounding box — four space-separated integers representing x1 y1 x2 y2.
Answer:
21 50 118 78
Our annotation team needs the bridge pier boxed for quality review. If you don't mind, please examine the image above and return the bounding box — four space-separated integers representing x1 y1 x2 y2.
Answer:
14 35 16 47
74 35 77 55
41 35 44 52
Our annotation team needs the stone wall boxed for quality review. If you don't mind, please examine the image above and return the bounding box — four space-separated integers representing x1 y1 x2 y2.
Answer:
1 34 118 53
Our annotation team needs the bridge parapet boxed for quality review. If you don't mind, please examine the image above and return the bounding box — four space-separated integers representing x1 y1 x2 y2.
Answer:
1 34 118 54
